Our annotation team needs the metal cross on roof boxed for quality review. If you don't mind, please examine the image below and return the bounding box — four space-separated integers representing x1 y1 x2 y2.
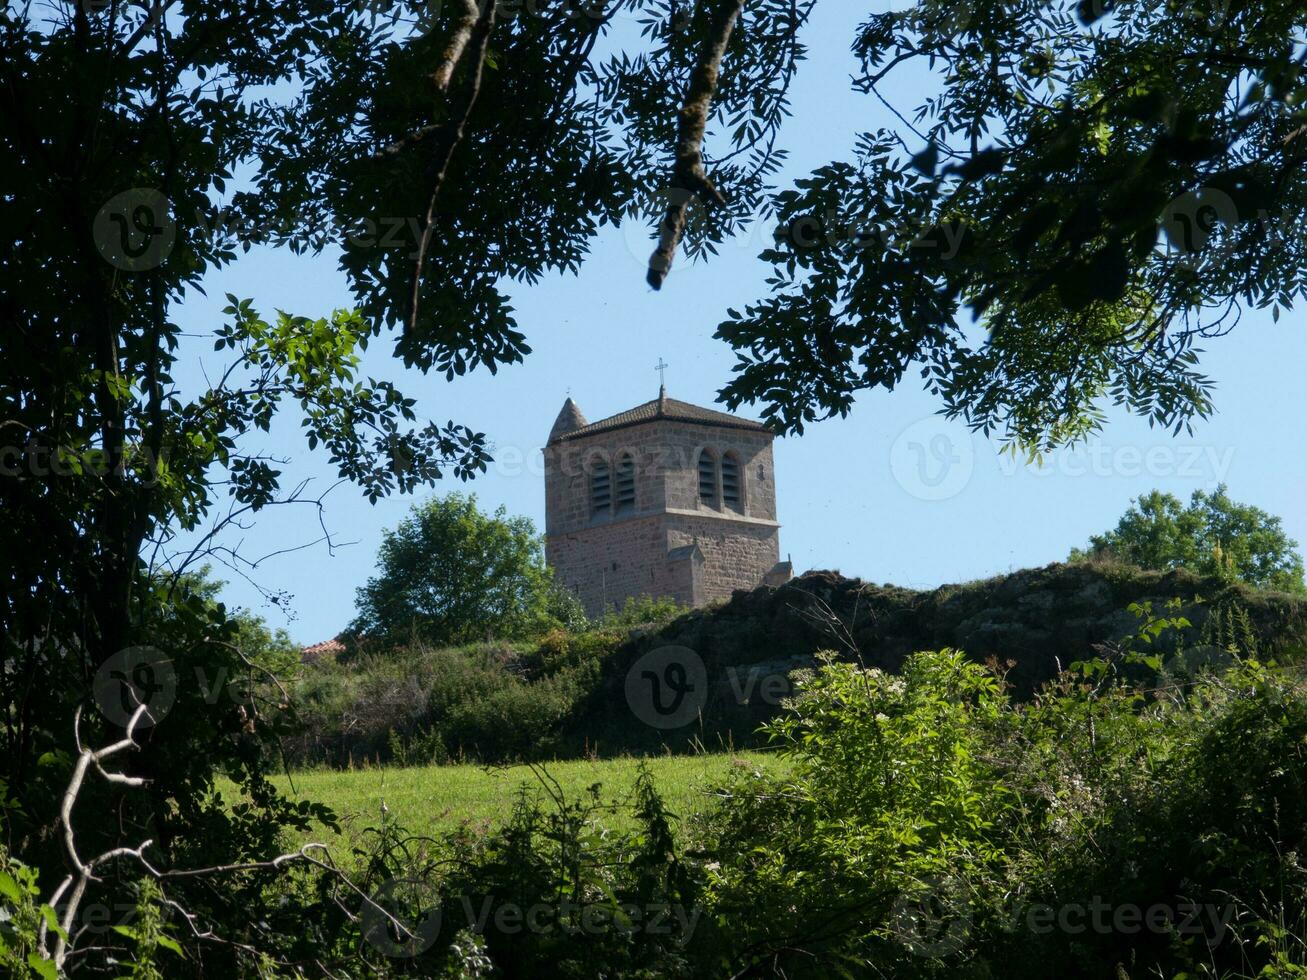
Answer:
655 357 669 390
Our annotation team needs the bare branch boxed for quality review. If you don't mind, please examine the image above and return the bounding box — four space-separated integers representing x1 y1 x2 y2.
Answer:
39 705 423 969
647 0 745 290
431 0 481 92
45 703 152 964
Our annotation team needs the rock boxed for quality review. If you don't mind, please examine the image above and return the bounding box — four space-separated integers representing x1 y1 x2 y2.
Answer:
568 561 1307 755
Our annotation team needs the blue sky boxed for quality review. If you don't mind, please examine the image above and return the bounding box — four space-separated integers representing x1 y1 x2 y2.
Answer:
168 5 1307 644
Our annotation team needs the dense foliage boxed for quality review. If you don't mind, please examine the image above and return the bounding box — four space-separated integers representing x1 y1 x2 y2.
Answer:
1 2 809 970
6 0 1307 974
1073 485 1307 593
697 640 1307 977
349 493 575 649
718 0 1307 449
294 595 684 767
13 608 1305 977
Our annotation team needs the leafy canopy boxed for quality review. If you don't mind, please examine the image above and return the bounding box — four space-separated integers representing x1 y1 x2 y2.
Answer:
1072 484 1307 593
719 0 1307 450
351 493 558 647
1 3 810 967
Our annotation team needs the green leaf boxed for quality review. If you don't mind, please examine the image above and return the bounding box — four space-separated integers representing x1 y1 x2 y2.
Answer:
38 904 68 941
0 870 22 903
157 935 186 957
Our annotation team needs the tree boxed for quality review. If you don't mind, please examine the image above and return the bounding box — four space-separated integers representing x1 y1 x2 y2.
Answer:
1072 485 1307 593
351 493 558 646
6 0 1303 966
718 0 1307 450
2 2 809 969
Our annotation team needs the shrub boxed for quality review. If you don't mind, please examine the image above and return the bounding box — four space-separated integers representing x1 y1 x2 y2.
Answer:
700 649 1018 976
598 594 687 632
690 618 1307 978
284 627 629 767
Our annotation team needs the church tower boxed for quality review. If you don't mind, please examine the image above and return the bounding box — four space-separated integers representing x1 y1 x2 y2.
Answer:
543 387 789 617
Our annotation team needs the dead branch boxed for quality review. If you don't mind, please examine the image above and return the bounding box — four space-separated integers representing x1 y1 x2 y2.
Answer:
37 703 422 970
647 0 745 290
45 703 153 964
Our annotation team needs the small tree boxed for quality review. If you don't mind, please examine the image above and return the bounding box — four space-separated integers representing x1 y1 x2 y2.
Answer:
351 493 561 647
1072 485 1307 594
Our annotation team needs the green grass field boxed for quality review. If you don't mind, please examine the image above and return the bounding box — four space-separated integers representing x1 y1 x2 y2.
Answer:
237 752 781 848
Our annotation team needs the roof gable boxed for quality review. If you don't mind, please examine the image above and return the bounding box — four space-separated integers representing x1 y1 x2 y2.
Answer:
549 393 771 443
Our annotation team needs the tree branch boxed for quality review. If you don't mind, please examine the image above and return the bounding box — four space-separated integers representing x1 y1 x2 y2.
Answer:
647 0 745 290
38 699 422 970
431 0 482 92
45 703 153 965
405 1 497 335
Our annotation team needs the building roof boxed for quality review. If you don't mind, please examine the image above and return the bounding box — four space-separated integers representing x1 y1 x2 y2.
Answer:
548 397 589 442
667 543 705 563
548 388 772 443
301 637 346 663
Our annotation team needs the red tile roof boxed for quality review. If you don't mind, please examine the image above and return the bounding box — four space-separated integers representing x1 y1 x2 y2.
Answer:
301 638 345 662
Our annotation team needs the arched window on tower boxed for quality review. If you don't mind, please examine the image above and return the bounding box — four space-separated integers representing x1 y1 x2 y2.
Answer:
697 449 719 508
721 452 743 512
615 452 636 515
589 455 611 518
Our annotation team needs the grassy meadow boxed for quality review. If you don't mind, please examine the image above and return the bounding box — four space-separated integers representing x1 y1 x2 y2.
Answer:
231 751 781 848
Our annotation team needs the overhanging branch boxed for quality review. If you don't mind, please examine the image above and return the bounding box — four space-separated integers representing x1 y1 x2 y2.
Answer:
647 0 745 290
404 1 497 335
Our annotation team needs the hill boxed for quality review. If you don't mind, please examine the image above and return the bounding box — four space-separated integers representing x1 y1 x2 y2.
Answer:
567 561 1307 755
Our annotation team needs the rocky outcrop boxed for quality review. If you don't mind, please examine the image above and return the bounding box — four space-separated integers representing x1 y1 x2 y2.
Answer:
570 562 1307 755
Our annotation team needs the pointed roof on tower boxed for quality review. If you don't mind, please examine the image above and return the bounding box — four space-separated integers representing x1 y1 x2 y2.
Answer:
548 397 589 442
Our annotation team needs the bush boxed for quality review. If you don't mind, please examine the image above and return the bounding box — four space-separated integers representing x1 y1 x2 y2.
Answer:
284 627 629 767
189 601 1307 977
700 650 1019 976
597 594 686 632
691 622 1307 977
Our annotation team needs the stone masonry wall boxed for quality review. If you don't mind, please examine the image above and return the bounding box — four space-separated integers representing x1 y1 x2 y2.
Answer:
664 514 780 604
545 515 682 616
544 416 781 616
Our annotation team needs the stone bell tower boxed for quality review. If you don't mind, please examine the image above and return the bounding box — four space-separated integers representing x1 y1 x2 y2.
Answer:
543 387 790 617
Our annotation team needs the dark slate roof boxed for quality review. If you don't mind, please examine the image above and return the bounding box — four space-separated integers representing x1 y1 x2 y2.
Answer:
549 390 771 443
